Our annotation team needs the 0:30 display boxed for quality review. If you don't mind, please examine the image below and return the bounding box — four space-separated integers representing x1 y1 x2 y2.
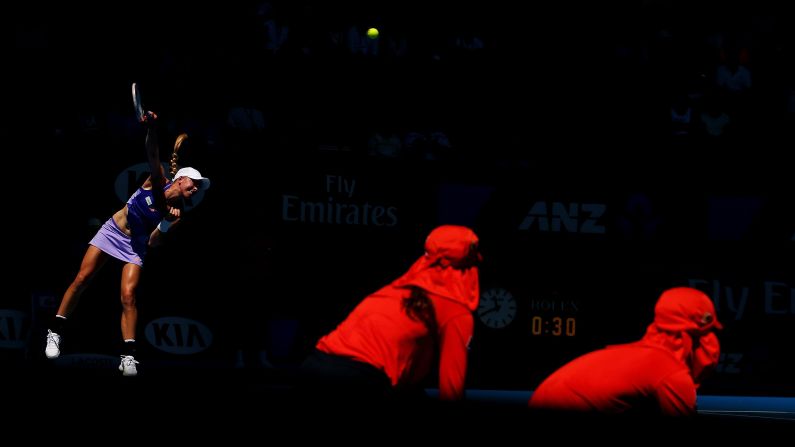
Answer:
531 316 576 336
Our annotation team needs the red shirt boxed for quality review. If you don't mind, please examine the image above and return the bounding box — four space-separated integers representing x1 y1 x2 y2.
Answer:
316 285 473 401
529 342 697 416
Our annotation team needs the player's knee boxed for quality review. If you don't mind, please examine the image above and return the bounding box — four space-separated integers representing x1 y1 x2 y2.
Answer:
120 291 136 308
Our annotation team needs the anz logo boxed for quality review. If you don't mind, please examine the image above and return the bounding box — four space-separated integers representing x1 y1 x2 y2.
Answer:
145 317 213 355
518 201 606 234
0 309 27 349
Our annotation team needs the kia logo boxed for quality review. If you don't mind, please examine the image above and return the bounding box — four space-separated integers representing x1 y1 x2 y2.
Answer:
145 317 213 355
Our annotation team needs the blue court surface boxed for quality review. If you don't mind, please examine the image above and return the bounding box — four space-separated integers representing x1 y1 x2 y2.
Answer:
427 389 795 421
7 366 794 440
697 395 795 421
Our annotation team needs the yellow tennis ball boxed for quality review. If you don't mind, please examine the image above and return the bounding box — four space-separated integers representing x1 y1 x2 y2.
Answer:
367 27 379 39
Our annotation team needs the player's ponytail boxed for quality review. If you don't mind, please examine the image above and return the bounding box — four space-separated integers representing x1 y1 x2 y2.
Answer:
170 133 188 178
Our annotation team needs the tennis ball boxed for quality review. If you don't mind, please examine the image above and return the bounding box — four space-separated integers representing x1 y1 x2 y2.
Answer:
367 27 379 39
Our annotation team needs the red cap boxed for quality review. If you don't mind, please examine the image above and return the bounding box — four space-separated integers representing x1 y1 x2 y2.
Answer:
392 225 481 311
424 225 481 267
654 287 723 334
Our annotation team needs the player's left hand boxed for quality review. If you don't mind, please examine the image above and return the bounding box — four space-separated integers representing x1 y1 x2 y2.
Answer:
165 206 181 221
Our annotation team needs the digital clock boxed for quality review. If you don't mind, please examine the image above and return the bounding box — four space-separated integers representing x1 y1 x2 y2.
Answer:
530 315 576 336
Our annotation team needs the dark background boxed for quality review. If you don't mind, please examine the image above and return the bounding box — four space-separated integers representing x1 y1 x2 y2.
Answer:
5 0 794 400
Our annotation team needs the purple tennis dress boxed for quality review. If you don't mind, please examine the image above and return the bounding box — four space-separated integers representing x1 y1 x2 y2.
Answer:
89 184 172 266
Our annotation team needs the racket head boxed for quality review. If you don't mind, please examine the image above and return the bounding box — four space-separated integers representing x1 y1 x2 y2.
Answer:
131 82 144 123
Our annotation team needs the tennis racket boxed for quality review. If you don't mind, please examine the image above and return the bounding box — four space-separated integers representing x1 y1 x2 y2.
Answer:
131 82 145 123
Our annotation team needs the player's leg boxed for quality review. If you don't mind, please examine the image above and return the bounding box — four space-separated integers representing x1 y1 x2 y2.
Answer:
46 246 109 359
118 263 141 376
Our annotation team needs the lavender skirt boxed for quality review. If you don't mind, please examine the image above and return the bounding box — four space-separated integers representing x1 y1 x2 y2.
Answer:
89 218 147 267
